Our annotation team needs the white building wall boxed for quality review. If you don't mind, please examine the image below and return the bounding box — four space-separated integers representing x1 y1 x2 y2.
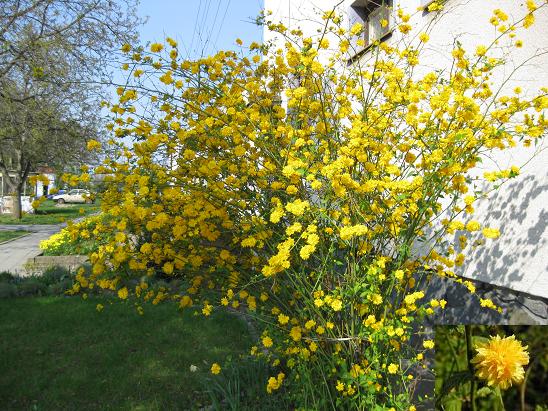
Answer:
263 0 548 298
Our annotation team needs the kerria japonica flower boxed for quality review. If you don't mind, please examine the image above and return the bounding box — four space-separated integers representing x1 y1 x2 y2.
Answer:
471 335 529 390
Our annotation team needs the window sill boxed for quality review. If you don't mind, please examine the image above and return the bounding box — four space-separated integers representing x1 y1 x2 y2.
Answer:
346 30 393 65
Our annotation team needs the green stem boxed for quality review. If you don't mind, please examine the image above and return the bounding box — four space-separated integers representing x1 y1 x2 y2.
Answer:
520 359 534 411
465 325 476 411
495 387 506 411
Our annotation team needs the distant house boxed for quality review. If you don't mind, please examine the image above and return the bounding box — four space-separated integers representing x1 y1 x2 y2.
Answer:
0 166 57 198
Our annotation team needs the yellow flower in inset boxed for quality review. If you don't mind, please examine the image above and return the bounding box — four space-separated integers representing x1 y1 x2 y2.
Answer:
471 335 529 390
387 363 399 374
305 320 316 330
211 363 221 375
368 293 382 305
526 0 537 12
475 45 487 56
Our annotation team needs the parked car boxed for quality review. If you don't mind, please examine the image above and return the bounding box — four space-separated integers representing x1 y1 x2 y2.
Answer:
52 189 94 204
46 189 66 200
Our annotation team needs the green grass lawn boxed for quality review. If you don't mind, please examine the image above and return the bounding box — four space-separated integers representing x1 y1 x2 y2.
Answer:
0 200 100 225
0 296 252 410
0 230 28 242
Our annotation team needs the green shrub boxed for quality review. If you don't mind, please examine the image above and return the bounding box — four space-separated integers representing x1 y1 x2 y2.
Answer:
17 279 46 297
41 266 72 286
0 282 18 298
46 279 73 296
0 268 75 298
0 272 15 283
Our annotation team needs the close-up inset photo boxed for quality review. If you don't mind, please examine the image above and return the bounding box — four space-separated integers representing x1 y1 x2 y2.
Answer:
435 325 547 411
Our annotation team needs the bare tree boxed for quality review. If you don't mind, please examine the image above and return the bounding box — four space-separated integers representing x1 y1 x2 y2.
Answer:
0 77 98 218
0 0 142 83
0 0 143 218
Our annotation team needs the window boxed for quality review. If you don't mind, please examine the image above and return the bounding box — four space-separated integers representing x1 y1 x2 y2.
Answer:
348 0 392 56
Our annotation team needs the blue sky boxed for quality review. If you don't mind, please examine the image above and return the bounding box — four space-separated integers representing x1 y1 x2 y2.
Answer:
104 1 265 140
137 0 264 58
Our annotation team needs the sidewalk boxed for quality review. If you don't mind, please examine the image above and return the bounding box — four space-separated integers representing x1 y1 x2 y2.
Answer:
0 225 62 275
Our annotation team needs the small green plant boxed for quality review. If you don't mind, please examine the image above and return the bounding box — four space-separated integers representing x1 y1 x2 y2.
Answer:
41 266 72 286
46 280 73 296
17 279 46 297
0 267 76 298
202 357 291 411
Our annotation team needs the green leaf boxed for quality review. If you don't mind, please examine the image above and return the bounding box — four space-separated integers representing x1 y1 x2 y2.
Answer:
472 336 489 347
441 394 463 411
475 386 494 398
438 370 473 400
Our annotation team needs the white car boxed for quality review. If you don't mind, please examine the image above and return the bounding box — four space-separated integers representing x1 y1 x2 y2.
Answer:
52 189 93 204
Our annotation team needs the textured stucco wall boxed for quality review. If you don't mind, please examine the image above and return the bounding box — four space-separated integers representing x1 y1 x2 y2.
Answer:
263 0 548 298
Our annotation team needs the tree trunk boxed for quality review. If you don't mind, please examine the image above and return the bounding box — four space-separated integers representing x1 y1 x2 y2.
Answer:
0 156 30 220
13 185 22 220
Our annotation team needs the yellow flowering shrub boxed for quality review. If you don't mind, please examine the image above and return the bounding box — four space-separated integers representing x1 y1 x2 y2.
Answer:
40 215 111 256
65 4 547 409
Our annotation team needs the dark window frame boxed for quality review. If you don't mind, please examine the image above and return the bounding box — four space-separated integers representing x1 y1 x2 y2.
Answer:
347 0 393 61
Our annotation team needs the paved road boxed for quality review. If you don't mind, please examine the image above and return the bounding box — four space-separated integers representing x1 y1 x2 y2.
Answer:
0 225 63 274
